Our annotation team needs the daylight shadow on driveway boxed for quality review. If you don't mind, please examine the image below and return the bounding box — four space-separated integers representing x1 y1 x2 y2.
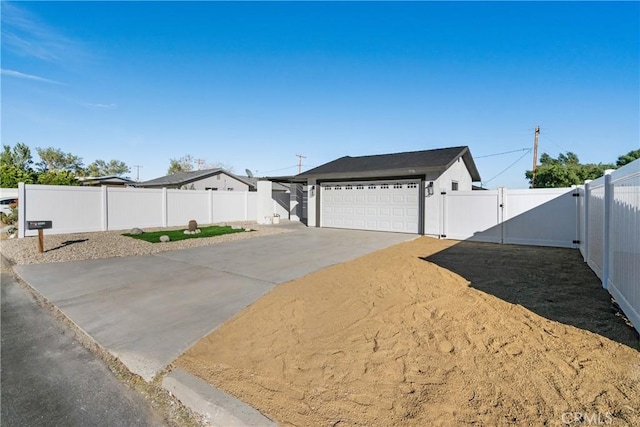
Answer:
422 241 639 349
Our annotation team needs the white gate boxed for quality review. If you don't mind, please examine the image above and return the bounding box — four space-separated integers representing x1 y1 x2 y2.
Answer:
442 187 579 248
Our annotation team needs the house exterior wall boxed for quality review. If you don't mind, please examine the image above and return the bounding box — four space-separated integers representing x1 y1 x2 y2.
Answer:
424 157 474 236
305 154 475 234
183 173 249 191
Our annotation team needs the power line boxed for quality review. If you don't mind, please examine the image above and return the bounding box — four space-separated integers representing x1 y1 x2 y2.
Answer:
482 149 532 186
475 148 530 159
259 165 299 175
540 132 568 154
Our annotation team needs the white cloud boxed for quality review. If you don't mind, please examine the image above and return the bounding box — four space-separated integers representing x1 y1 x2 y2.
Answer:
85 103 118 110
1 68 63 84
1 1 85 62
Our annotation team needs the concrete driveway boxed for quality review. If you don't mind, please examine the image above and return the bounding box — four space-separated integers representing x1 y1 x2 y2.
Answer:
13 227 413 381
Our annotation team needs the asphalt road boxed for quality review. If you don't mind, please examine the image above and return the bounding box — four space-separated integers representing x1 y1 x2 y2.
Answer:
1 264 167 427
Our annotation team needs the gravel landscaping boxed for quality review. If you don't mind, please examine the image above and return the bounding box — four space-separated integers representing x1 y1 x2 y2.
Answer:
0 221 292 265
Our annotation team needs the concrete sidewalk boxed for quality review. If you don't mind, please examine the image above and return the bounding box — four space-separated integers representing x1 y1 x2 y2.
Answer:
13 227 413 425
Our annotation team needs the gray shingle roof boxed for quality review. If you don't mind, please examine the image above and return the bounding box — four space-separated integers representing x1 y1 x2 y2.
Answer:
297 146 481 181
137 168 255 188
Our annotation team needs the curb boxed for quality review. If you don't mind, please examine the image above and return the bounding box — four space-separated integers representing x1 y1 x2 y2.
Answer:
162 369 276 427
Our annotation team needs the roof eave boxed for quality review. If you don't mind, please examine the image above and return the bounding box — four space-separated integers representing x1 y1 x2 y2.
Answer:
297 166 447 181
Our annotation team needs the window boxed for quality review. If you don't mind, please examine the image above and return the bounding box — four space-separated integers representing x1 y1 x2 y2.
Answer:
393 183 403 189
356 185 364 190
346 185 353 190
227 188 234 191
205 187 218 191
368 184 377 189
335 185 342 190
408 183 417 189
452 181 459 191
381 184 389 189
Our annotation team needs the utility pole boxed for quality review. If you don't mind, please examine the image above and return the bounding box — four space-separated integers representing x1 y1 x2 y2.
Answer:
296 153 306 174
133 165 143 182
195 159 205 170
531 126 540 187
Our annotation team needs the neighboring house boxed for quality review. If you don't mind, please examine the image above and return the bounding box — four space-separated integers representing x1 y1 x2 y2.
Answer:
293 146 481 235
77 175 136 187
136 168 253 191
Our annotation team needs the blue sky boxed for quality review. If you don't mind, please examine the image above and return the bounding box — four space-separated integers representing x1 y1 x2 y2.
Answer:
2 1 638 188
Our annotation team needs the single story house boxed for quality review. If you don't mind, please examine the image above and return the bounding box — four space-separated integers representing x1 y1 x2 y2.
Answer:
136 168 254 191
290 145 481 235
77 175 136 187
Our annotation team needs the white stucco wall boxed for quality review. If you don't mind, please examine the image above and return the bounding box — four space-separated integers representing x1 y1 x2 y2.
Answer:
183 173 249 191
423 157 474 236
307 179 317 227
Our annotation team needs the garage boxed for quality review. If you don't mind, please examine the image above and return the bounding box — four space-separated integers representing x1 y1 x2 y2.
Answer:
320 180 420 233
292 146 482 235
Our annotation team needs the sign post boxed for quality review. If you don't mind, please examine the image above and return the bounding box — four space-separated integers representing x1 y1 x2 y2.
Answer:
27 221 53 253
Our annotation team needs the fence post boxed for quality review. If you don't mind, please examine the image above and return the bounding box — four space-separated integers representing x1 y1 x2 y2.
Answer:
498 187 506 244
572 185 579 249
601 170 614 289
583 180 591 262
440 191 447 238
162 188 168 227
208 189 214 224
101 186 108 231
256 181 273 224
18 182 25 239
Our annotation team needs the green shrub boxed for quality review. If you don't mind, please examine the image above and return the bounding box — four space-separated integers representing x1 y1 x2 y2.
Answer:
0 206 18 225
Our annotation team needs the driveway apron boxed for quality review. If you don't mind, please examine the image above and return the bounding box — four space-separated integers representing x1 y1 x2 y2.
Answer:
13 228 413 381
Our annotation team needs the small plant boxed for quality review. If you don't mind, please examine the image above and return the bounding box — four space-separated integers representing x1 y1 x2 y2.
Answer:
1 206 18 226
123 225 250 243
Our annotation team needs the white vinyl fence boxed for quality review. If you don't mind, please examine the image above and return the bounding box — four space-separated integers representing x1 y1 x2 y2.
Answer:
579 160 640 334
442 187 579 248
17 184 259 238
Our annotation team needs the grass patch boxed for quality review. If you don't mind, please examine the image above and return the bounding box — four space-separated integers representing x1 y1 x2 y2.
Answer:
122 225 250 243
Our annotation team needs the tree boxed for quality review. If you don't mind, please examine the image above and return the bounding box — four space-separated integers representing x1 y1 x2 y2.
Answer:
37 170 81 186
526 152 614 188
35 147 84 174
0 143 37 187
0 164 36 187
1 143 33 170
167 155 194 175
616 149 640 167
86 159 131 177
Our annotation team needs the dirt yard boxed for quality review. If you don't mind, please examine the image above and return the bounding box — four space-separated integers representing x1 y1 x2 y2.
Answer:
175 237 640 426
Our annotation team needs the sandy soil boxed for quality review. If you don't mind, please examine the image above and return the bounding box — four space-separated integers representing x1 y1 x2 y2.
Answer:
176 237 640 426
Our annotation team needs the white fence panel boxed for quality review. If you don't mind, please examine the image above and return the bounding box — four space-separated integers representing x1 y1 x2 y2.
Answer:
24 185 102 236
606 161 640 333
578 186 586 259
246 192 257 221
107 187 164 230
586 177 606 280
212 191 249 223
166 189 211 227
272 192 290 219
444 190 501 243
503 188 577 248
18 184 260 236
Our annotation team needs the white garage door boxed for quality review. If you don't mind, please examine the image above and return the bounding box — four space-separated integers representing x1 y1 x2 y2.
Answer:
320 180 420 233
